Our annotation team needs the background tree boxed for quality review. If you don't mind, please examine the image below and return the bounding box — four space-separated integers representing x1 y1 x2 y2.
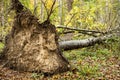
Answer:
66 0 73 12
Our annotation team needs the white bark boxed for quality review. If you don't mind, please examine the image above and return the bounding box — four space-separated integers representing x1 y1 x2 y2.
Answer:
34 0 37 8
66 0 73 12
40 0 44 22
58 0 63 25
59 35 112 50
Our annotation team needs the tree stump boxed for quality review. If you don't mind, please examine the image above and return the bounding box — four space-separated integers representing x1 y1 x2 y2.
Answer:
1 9 69 74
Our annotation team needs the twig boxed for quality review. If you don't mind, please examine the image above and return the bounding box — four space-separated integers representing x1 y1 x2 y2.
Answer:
47 0 56 20
33 5 38 15
41 0 56 21
66 13 77 27
41 0 49 16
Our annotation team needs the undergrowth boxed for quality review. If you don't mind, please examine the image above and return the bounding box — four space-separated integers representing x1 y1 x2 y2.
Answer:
0 37 120 80
49 37 120 79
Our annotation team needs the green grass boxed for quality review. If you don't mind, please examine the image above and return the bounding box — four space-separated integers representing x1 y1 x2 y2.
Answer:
61 37 120 79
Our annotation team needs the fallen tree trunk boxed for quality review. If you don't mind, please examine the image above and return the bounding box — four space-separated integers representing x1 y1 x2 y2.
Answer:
59 35 113 51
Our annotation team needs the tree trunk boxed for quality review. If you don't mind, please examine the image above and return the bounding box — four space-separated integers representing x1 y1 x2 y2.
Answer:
58 0 63 25
66 0 73 12
0 0 4 27
40 0 44 22
59 35 112 51
1 0 69 74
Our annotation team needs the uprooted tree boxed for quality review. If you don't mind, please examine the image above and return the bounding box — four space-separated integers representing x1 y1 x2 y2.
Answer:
0 0 69 74
0 0 119 74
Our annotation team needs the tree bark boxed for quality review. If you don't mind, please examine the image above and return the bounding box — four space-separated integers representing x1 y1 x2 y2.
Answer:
0 0 4 27
59 35 112 51
66 0 73 12
33 0 37 14
58 0 63 25
40 0 44 22
1 0 69 74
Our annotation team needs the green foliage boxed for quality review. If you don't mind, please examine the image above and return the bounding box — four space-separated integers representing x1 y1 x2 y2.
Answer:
0 42 4 52
1 0 119 34
60 0 120 39
31 73 44 79
105 37 120 56
79 64 99 76
64 0 107 30
19 0 34 12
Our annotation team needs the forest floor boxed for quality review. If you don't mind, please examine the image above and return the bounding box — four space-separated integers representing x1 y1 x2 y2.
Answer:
0 43 120 80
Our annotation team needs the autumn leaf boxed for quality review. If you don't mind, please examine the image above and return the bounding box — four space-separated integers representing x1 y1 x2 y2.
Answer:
45 0 54 10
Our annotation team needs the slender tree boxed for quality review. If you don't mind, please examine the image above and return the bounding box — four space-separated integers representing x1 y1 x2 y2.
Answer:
40 0 44 22
0 0 4 27
66 0 73 12
58 0 63 25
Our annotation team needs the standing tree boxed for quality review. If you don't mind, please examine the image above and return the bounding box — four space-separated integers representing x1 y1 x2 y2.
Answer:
66 0 73 12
